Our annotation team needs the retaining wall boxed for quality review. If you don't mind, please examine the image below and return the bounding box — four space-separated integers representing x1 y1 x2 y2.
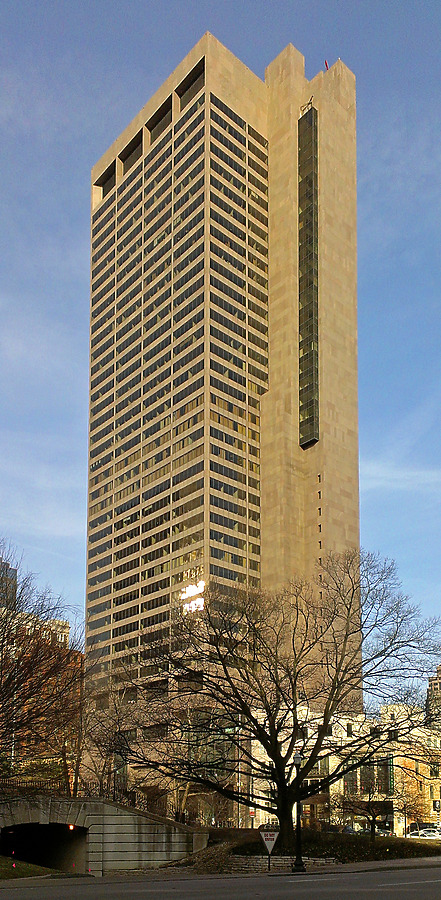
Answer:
0 796 208 876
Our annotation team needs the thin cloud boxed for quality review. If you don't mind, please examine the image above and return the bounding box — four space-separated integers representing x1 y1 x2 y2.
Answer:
0 305 65 375
0 65 57 138
0 430 86 541
368 388 441 463
0 231 90 291
361 457 441 493
358 99 441 261
0 284 89 407
0 50 159 151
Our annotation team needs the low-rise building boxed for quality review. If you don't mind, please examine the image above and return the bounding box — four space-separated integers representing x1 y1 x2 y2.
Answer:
249 705 441 835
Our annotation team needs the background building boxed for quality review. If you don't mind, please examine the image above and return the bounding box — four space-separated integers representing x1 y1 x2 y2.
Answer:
86 33 359 680
0 555 17 609
427 665 441 716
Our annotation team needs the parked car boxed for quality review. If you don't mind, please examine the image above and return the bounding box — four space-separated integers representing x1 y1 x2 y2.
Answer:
408 823 441 835
409 829 441 839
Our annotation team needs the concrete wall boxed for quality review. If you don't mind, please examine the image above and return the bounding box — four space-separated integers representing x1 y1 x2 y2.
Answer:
0 796 208 876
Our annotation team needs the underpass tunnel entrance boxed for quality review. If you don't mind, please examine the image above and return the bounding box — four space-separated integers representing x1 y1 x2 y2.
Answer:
0 823 88 873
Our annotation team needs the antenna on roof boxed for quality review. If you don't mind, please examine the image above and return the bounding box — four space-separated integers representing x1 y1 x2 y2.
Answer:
300 96 314 115
325 60 329 70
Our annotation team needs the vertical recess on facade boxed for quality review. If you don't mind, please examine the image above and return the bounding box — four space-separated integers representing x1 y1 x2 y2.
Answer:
298 106 319 449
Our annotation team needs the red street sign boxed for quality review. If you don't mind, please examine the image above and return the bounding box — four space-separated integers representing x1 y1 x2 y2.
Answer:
249 810 256 817
260 829 279 855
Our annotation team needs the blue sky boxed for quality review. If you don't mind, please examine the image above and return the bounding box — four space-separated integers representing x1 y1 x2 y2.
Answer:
0 0 440 622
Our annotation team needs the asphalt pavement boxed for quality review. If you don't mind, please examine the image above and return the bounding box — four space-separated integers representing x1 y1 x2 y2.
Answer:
2 858 441 900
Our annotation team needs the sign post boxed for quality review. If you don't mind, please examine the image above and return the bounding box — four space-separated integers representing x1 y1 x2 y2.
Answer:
259 827 279 871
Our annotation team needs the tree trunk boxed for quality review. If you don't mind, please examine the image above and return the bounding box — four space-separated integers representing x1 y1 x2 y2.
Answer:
72 742 82 798
60 743 72 798
370 819 376 844
277 798 295 852
177 781 191 818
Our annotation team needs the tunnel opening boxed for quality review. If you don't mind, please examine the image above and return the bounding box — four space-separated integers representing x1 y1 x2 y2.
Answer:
0 822 88 873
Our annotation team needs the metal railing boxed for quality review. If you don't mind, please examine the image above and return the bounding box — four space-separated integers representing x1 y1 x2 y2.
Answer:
0 775 69 797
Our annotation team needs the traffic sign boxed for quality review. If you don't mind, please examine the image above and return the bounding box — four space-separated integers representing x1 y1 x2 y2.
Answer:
260 829 279 855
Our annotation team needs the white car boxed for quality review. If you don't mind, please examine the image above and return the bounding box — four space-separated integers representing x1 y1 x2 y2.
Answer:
409 829 441 839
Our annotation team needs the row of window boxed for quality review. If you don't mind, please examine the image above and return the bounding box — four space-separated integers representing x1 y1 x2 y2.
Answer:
93 211 264 354
91 277 267 381
90 411 261 501
90 136 262 516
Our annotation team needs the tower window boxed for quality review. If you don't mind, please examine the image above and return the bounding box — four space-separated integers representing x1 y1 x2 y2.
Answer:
298 106 319 449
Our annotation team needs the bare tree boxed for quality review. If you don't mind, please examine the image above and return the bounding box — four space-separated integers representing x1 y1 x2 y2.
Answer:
78 684 135 799
0 540 83 780
331 787 391 843
333 760 435 841
102 550 441 849
393 764 433 835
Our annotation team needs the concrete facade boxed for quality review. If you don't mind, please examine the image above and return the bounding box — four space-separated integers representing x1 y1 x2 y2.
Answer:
86 33 359 677
0 796 208 876
262 47 358 586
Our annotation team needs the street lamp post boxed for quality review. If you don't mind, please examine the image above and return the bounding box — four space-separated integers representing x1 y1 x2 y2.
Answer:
292 751 306 874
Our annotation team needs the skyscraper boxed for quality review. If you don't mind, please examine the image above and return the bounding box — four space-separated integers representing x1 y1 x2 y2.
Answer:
86 34 359 680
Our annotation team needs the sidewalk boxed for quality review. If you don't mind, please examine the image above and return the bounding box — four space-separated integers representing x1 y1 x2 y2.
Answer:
2 856 441 886
269 855 441 876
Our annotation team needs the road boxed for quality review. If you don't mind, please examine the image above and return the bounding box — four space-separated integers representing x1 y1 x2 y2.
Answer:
2 867 441 900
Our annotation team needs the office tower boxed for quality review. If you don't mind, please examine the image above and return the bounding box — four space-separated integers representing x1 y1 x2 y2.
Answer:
86 34 359 677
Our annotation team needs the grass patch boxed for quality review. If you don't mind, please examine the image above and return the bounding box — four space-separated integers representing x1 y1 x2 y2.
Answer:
187 827 441 871
160 828 441 875
0 854 61 880
229 829 441 864
299 830 441 863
